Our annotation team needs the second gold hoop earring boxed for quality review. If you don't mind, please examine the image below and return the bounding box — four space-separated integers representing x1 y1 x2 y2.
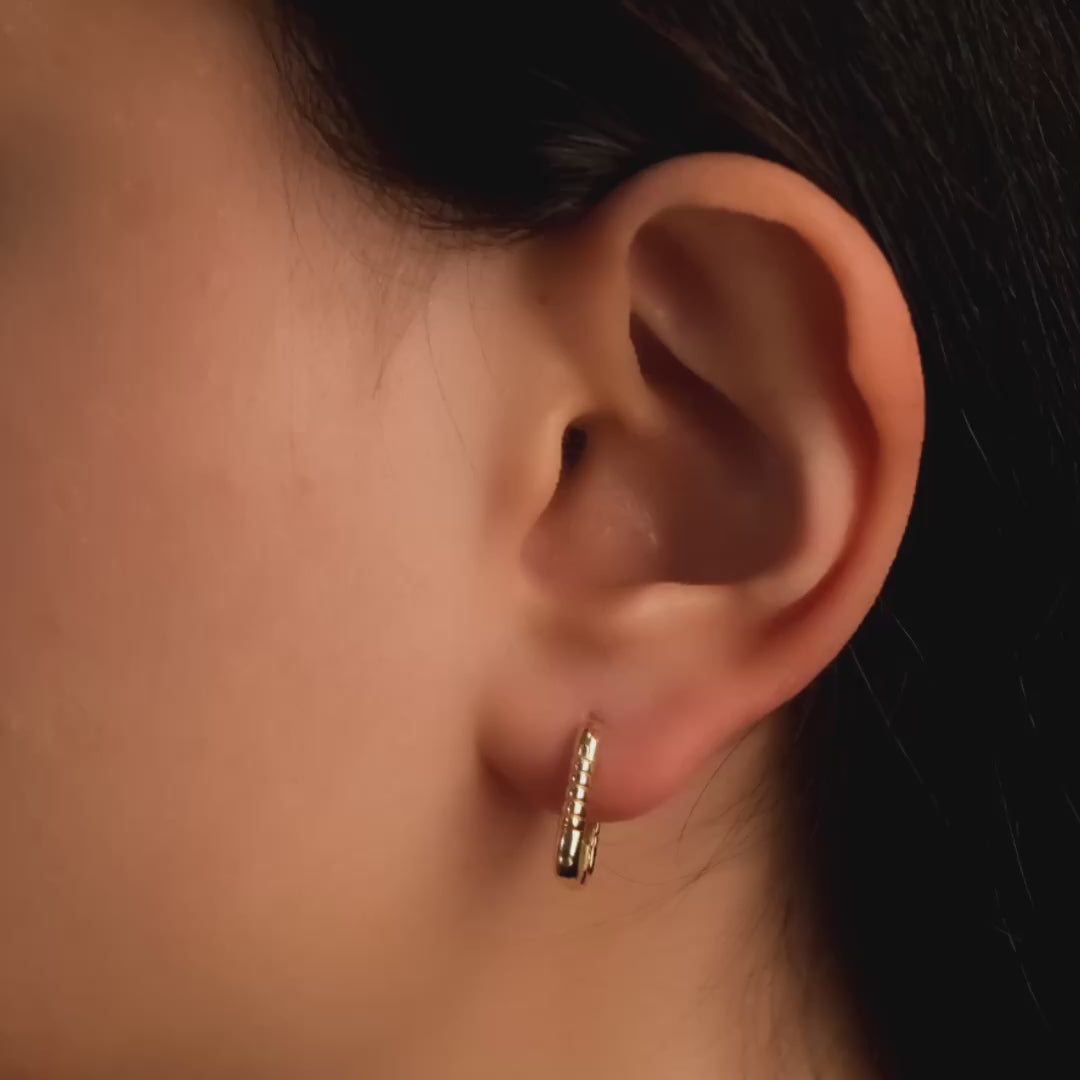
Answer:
555 721 602 886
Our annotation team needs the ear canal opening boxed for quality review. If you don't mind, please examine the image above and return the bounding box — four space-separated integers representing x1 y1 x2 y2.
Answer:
524 301 805 593
559 424 589 480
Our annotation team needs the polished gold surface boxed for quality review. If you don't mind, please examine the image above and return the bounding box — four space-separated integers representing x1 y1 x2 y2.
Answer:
555 724 601 885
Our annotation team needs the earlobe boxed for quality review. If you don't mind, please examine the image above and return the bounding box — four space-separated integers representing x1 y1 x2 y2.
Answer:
478 153 925 828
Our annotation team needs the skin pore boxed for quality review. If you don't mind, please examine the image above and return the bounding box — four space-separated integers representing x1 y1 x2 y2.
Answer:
0 4 923 1077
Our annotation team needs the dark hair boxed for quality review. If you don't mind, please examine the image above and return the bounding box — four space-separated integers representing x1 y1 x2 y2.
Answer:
267 2 1080 1074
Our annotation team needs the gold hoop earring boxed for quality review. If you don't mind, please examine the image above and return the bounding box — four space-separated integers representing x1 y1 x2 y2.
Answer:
555 722 602 885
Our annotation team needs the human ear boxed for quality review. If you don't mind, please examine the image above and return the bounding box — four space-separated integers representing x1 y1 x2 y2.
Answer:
476 153 924 824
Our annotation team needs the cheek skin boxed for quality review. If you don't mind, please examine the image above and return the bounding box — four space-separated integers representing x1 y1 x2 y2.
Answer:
0 6 484 1072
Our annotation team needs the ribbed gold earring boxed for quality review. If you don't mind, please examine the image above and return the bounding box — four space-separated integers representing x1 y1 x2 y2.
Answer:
555 721 602 885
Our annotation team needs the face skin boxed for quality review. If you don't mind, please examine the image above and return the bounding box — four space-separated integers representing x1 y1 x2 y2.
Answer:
1 3 495 1073
0 4 923 1078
